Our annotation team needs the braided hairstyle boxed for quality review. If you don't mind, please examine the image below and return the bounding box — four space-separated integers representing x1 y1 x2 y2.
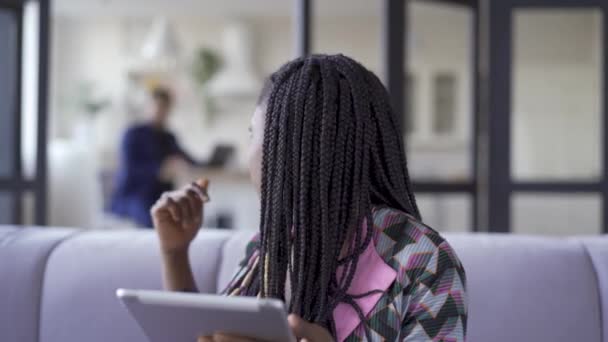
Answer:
231 54 420 337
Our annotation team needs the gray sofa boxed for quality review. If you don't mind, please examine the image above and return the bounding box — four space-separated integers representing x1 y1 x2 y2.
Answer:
1 226 606 342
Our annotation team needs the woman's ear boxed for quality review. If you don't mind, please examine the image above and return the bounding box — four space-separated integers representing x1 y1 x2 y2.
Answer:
248 105 266 193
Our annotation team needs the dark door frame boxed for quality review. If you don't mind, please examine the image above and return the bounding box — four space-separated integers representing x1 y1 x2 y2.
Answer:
36 0 51 225
0 2 24 224
0 0 50 225
294 0 311 57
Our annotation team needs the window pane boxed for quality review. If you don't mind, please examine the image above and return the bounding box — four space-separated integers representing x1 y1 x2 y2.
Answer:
416 193 471 233
433 73 457 134
21 1 40 180
406 3 473 182
512 193 601 236
0 10 18 178
0 192 13 225
404 73 416 134
512 10 603 181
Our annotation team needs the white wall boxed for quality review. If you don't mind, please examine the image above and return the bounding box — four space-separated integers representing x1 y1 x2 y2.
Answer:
49 4 603 235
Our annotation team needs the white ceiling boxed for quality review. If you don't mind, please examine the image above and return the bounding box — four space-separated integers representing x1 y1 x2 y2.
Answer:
53 0 389 18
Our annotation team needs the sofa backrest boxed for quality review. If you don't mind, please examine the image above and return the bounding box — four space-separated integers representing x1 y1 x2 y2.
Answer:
582 237 608 342
0 227 76 342
1 226 606 342
37 229 232 342
217 232 607 342
446 234 604 342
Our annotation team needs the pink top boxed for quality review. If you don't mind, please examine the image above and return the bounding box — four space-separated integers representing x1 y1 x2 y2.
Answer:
332 231 397 341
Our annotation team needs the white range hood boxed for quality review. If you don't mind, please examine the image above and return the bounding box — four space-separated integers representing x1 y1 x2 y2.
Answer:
135 17 180 72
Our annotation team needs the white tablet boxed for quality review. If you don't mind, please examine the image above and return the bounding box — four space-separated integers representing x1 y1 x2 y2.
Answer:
116 289 295 342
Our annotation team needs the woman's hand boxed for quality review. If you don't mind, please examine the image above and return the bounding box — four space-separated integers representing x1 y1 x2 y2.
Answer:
151 178 209 254
288 314 334 342
197 314 334 342
197 333 258 342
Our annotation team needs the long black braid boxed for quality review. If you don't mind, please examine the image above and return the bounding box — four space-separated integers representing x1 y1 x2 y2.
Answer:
231 54 420 338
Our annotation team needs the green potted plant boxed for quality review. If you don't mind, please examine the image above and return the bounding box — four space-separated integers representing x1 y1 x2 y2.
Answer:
72 81 111 143
192 47 222 116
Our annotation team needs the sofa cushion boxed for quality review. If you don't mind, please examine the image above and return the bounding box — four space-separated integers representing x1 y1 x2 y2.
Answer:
0 226 76 342
445 233 602 342
38 229 231 342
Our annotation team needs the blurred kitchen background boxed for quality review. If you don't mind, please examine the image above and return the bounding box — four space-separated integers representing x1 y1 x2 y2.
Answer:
1 0 606 235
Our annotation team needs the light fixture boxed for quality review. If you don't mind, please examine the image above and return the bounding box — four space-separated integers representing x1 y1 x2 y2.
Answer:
140 17 180 71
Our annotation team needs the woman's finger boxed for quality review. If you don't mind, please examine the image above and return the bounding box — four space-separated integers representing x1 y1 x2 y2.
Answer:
192 178 210 202
288 314 307 338
288 314 334 341
150 196 166 217
165 196 181 222
197 336 213 342
177 195 193 226
186 188 203 218
197 178 209 189
185 191 203 230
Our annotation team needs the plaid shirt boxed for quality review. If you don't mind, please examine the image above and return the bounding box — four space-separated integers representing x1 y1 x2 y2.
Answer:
224 207 467 341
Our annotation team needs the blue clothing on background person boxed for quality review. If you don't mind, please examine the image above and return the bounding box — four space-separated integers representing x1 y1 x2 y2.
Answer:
109 124 197 227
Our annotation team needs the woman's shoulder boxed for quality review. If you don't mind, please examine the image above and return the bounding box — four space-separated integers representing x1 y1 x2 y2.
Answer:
371 205 448 246
239 233 261 267
371 206 465 281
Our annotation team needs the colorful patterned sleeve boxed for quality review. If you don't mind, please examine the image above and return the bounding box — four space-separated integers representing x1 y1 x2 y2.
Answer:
400 236 468 341
220 234 260 295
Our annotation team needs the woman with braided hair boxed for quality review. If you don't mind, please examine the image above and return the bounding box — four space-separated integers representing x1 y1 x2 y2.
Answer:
151 54 467 341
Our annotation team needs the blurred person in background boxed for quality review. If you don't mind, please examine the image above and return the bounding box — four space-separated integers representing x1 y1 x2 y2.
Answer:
109 87 200 228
